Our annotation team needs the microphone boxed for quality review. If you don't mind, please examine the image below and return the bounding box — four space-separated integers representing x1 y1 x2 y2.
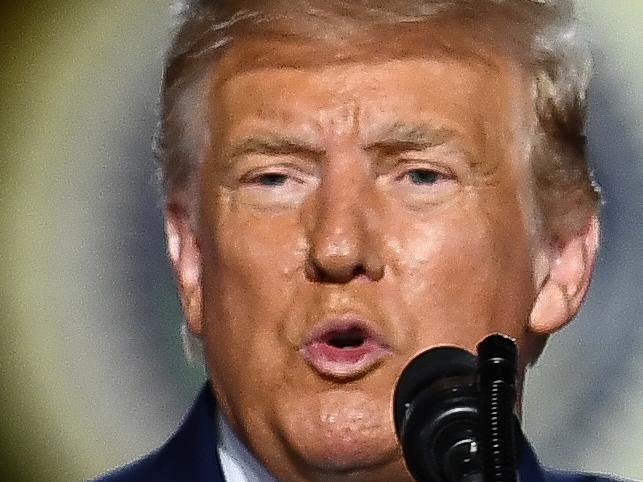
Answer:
393 347 482 482
393 336 519 482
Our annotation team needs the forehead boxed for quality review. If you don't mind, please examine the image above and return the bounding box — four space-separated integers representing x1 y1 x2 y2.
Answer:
210 19 529 120
208 23 530 156
214 60 503 154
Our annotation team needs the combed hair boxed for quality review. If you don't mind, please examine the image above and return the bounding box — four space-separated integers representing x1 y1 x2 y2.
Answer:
156 0 600 360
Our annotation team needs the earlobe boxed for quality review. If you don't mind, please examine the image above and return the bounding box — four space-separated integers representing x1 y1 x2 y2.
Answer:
528 215 600 335
165 202 204 336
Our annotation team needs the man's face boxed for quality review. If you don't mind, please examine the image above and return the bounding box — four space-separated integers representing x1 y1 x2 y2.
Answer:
193 30 542 481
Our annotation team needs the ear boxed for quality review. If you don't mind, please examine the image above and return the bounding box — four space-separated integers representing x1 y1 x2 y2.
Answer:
165 201 203 336
529 215 600 335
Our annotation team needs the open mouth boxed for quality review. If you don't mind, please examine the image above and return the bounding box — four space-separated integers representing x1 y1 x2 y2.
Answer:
321 325 369 349
300 320 391 380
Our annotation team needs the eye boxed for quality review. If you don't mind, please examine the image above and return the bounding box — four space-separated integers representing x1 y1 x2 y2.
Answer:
405 168 441 185
236 166 316 209
399 167 451 187
252 172 289 187
388 163 458 205
242 170 295 188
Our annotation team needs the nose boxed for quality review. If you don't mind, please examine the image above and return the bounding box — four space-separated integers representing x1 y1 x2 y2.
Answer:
305 167 384 284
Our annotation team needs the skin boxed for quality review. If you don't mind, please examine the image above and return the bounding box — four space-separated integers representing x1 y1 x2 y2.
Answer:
166 26 599 482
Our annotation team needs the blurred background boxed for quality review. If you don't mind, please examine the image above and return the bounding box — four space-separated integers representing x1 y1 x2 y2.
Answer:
1 1 641 481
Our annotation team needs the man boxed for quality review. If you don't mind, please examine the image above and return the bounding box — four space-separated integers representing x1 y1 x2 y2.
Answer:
97 0 624 480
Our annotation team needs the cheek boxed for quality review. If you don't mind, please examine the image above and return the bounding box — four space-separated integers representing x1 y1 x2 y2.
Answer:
200 206 306 366
385 203 535 348
394 218 498 309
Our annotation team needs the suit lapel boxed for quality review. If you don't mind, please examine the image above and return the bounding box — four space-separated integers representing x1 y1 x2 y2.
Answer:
158 382 226 481
518 432 548 482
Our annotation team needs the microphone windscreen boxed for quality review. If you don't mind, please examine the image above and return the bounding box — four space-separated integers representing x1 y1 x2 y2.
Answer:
393 346 477 440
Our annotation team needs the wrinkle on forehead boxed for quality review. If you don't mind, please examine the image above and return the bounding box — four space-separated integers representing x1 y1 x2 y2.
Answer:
213 57 523 182
208 19 515 151
215 55 500 128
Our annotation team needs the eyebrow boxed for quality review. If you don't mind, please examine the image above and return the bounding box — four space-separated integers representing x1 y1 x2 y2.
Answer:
224 123 476 168
226 135 324 161
366 122 482 172
365 123 460 152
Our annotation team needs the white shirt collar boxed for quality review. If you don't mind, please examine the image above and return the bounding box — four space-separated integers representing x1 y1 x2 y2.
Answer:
216 412 279 482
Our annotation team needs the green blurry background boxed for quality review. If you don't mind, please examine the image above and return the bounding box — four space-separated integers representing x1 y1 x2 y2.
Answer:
1 2 642 481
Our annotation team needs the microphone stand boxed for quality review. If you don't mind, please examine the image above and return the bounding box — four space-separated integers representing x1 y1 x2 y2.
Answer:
478 335 518 482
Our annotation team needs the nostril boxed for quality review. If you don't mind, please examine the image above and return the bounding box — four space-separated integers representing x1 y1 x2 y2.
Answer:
324 327 366 348
305 260 369 284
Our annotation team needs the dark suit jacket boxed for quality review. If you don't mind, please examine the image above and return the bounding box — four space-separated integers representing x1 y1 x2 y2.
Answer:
94 384 624 482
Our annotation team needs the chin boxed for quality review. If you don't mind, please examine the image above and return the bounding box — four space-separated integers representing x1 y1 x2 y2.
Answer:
292 428 396 472
274 387 400 474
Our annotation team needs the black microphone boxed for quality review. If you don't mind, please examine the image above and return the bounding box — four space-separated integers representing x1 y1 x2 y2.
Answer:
393 347 483 482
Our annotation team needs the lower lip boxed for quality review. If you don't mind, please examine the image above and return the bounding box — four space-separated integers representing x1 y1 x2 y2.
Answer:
301 339 391 379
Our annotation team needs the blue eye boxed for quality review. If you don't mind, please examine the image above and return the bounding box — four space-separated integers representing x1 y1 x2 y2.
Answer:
255 173 288 186
407 169 439 185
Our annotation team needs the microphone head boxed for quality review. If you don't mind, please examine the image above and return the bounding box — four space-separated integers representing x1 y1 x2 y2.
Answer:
394 346 478 436
393 347 479 482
